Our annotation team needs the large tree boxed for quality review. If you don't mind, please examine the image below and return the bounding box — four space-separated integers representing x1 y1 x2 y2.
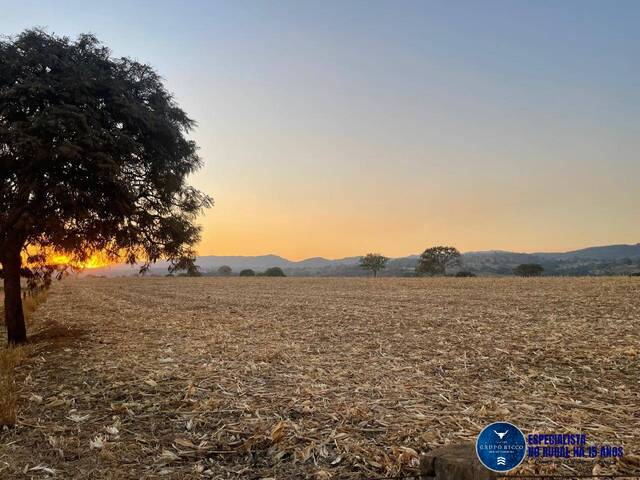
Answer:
0 30 212 344
416 246 461 276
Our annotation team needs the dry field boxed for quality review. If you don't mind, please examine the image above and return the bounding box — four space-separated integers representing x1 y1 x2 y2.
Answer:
1 277 639 479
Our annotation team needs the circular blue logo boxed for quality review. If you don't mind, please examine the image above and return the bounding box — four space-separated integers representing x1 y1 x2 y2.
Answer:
476 421 526 472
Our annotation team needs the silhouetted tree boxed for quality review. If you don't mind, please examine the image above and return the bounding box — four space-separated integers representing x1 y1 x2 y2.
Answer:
513 263 544 277
0 30 212 343
217 265 232 276
263 267 286 277
416 246 461 276
186 265 202 277
168 257 202 277
239 269 255 277
359 253 388 277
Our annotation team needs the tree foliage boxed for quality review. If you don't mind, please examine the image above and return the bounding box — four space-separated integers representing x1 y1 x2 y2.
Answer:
217 265 232 276
262 267 286 277
513 263 544 277
358 253 388 277
0 29 212 343
168 256 202 277
239 268 255 277
416 246 461 276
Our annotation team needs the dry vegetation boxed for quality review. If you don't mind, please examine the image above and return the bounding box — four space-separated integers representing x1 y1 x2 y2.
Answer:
0 277 639 479
0 346 30 427
0 289 46 428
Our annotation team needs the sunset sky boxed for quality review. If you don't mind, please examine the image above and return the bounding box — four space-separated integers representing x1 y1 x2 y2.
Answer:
3 1 639 259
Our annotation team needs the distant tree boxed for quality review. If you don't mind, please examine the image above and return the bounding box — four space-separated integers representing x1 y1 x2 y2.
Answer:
263 267 286 277
0 30 212 343
416 246 461 276
217 265 232 276
455 271 477 278
239 268 255 277
359 253 388 277
513 263 544 277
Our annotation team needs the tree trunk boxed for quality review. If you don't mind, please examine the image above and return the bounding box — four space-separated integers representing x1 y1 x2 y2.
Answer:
3 244 27 344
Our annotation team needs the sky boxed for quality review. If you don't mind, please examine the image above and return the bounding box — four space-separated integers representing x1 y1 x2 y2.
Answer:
2 1 639 259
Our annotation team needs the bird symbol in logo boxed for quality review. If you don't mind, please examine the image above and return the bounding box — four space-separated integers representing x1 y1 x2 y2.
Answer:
494 430 508 440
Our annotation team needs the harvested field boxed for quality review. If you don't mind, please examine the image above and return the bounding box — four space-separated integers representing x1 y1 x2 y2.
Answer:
1 277 639 479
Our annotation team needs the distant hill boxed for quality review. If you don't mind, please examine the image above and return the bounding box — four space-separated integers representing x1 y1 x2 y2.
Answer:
192 254 362 270
463 244 640 276
536 243 640 261
84 243 640 277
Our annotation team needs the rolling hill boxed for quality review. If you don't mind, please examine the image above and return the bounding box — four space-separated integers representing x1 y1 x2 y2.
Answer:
84 243 640 277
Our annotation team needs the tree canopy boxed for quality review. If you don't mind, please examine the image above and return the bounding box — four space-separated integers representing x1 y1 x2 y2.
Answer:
217 265 232 276
168 256 202 277
358 253 388 277
0 29 212 343
513 263 544 277
262 267 286 277
416 246 461 276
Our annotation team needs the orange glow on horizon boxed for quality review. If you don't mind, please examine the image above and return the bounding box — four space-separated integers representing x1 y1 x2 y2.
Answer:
49 253 111 269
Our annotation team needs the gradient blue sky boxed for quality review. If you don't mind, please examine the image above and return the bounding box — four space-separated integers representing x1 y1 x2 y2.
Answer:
2 1 639 258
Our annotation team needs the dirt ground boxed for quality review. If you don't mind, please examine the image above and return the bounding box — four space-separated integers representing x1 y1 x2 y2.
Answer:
1 277 639 479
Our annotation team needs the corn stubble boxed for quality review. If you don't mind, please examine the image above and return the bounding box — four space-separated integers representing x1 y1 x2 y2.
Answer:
0 277 638 479
0 346 28 426
0 290 46 428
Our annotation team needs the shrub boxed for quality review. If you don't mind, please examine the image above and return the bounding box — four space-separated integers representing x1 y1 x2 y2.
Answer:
263 267 286 277
455 271 477 277
217 265 232 276
239 269 256 277
514 263 544 277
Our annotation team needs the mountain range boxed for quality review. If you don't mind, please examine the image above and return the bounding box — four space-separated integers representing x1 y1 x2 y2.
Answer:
85 243 640 277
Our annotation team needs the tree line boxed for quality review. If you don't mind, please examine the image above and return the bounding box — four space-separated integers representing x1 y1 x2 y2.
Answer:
359 247 544 278
170 265 287 277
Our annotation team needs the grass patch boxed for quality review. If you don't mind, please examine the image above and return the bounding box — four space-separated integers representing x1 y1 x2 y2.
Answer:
22 289 48 320
0 289 48 426
0 345 29 426
0 288 48 323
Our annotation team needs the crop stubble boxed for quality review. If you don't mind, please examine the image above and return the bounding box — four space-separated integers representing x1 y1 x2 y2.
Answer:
0 277 638 479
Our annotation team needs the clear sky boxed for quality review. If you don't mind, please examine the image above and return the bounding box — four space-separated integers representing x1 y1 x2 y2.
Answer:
3 1 639 259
